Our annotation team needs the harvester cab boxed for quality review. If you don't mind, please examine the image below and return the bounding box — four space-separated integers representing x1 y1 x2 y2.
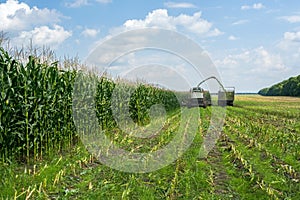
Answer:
187 87 207 108
187 76 235 108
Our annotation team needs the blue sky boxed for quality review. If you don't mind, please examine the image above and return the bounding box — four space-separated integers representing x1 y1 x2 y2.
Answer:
1 0 300 92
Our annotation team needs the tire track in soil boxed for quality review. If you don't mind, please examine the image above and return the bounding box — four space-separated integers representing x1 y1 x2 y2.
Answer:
206 138 239 199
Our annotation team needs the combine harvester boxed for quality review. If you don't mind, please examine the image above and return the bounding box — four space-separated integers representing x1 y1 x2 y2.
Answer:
186 76 235 108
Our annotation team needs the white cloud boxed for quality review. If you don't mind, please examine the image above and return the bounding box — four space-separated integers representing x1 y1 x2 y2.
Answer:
65 0 89 8
232 19 249 26
214 47 288 91
228 35 238 40
164 2 196 9
216 46 286 72
279 15 300 23
253 47 286 71
253 3 265 9
278 31 300 51
81 28 99 37
0 0 62 31
284 31 300 42
120 9 223 37
95 0 112 3
275 31 300 76
241 5 250 10
65 0 111 8
0 1 71 48
13 25 72 47
241 3 265 10
124 9 176 30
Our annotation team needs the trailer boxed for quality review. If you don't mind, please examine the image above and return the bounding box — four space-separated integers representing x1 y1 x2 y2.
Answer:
218 87 235 106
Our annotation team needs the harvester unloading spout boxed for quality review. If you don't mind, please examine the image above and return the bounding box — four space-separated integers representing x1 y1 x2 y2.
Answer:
186 76 235 108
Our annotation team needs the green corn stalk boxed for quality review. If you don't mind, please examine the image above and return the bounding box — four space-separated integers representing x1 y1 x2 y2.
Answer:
0 46 181 163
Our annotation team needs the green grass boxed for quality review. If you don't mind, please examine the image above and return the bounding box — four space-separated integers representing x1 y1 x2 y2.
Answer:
1 95 300 199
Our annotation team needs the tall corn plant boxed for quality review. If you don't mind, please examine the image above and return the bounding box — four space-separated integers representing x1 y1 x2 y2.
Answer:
0 47 76 163
0 46 180 164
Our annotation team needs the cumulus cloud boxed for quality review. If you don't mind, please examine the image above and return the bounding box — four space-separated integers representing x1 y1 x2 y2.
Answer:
277 31 300 52
164 2 196 9
228 35 238 40
88 9 221 90
273 30 300 76
13 25 72 47
253 47 286 71
215 46 286 72
0 0 62 31
241 3 265 10
214 46 289 91
279 15 300 23
0 0 71 48
119 9 223 37
284 31 300 42
278 31 300 51
81 28 99 37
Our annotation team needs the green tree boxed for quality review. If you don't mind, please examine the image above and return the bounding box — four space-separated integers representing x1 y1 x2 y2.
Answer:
258 75 300 97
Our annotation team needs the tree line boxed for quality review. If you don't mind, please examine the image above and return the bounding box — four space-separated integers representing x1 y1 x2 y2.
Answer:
258 75 300 97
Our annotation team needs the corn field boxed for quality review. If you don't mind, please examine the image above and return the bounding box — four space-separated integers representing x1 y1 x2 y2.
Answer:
0 47 76 163
1 47 300 199
0 47 180 164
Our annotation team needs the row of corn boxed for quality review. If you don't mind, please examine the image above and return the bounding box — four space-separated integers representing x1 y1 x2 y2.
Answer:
0 47 180 163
